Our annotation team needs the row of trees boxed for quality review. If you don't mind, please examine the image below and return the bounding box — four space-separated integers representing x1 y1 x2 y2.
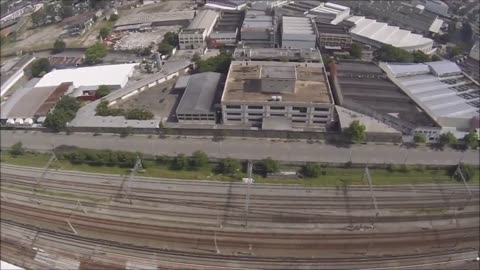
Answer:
414 131 478 149
374 45 441 63
44 96 81 131
60 148 139 167
95 101 154 120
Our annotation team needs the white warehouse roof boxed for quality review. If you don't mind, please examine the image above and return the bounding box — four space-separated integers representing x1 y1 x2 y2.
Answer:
346 16 434 53
34 64 137 88
381 62 480 124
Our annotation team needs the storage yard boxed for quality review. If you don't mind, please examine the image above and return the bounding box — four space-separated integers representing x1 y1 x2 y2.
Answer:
1 164 478 269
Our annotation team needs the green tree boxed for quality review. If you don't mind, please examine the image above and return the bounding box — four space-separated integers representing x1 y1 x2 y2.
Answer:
463 132 479 149
162 31 178 47
95 101 124 116
44 96 81 131
31 58 52 77
99 27 111 39
191 52 201 63
438 132 457 147
259 157 279 175
31 9 46 27
9 142 25 156
196 51 232 73
96 85 111 98
85 43 108 65
431 54 442 61
301 162 322 178
346 120 366 143
125 108 154 120
453 163 477 182
447 46 464 58
414 133 426 144
349 43 362 59
189 150 209 170
53 39 66 53
374 45 413 62
44 3 57 21
216 158 240 175
171 154 188 170
412 50 431 63
109 14 119 21
157 42 173 56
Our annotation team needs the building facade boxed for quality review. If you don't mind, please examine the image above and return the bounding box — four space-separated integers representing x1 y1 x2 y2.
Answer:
179 10 219 49
221 61 334 129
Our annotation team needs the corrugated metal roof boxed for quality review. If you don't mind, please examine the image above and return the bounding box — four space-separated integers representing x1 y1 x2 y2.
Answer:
426 60 462 76
176 72 221 115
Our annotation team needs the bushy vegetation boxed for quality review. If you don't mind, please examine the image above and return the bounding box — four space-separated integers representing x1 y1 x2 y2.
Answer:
452 163 477 182
194 51 232 73
346 120 366 143
438 132 457 147
95 101 154 120
44 96 81 131
85 43 108 65
31 58 52 77
349 43 362 59
59 148 138 167
414 133 426 144
99 26 111 39
463 132 479 149
374 45 438 63
95 85 111 98
257 158 279 176
157 31 178 56
53 39 66 53
301 162 322 178
216 158 241 175
9 142 25 156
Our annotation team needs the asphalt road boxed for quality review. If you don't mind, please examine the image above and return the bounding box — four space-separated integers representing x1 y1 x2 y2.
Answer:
2 130 478 165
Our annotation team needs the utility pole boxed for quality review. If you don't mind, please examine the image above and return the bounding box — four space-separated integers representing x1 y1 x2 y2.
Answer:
244 160 253 228
35 151 57 187
214 232 221 254
65 219 77 235
453 164 472 201
122 156 143 203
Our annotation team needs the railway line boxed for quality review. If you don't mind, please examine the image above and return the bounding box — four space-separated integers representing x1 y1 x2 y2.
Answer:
1 164 479 269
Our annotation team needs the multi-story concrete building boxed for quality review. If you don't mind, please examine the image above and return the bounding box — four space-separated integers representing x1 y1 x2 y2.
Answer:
308 2 351 25
233 48 322 62
209 10 244 47
179 10 219 49
221 61 334 130
315 21 352 49
240 6 276 48
281 16 316 49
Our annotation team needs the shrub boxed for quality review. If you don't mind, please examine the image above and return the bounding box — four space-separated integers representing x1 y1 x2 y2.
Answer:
171 154 188 170
452 163 477 182
301 162 322 178
258 157 279 175
216 158 241 175
189 150 209 170
9 142 25 156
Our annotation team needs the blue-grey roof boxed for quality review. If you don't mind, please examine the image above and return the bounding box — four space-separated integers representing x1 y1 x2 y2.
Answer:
176 72 222 115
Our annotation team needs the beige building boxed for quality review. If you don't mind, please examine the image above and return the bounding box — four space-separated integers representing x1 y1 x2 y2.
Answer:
221 61 334 130
179 10 219 49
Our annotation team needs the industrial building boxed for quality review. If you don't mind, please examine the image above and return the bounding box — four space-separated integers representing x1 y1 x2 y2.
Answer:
240 5 276 48
315 21 352 49
380 61 480 140
1 82 74 125
233 48 322 62
413 0 449 17
114 10 195 32
281 16 316 49
209 10 244 48
329 61 437 137
179 10 219 49
308 2 351 25
466 41 479 82
278 0 322 16
205 0 247 11
334 0 444 35
34 64 137 90
346 16 434 54
0 54 35 97
221 61 334 130
176 72 222 123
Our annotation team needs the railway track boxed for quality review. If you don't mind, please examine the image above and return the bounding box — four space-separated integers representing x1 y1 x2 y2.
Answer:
2 220 479 270
1 165 479 269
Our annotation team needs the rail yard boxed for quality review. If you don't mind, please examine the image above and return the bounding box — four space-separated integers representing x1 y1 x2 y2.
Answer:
1 164 479 269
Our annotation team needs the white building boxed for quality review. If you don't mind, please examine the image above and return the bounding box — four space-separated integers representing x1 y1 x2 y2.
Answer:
282 16 316 49
179 10 219 49
34 64 137 89
346 16 435 54
380 61 480 141
308 2 350 25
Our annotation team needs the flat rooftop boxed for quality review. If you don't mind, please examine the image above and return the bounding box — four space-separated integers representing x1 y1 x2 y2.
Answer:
282 16 315 35
213 10 244 32
187 9 218 30
176 72 222 115
114 10 195 27
223 61 332 104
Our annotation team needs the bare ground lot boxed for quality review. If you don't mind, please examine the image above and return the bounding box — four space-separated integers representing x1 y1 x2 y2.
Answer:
113 76 181 122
